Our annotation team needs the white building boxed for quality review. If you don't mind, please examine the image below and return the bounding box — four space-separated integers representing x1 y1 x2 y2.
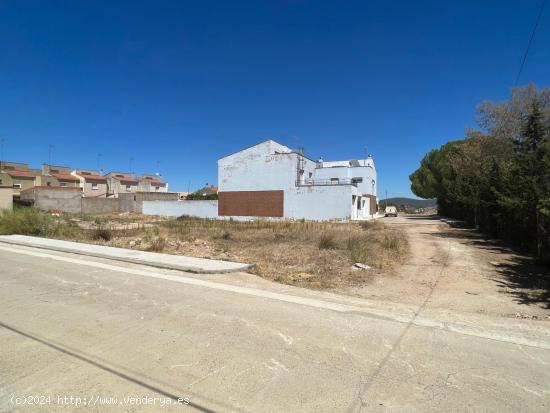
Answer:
217 140 377 221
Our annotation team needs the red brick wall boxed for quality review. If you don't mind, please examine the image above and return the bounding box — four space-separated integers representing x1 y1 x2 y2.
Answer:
218 190 284 217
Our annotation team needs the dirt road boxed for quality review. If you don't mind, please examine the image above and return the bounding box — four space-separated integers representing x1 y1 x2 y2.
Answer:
341 215 550 322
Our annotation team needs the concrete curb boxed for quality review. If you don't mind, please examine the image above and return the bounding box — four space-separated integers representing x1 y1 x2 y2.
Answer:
0 235 254 274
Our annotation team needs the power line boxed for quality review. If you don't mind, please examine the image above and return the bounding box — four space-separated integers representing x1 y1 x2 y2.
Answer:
515 0 547 86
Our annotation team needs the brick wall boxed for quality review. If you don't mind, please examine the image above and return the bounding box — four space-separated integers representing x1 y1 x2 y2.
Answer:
218 190 284 217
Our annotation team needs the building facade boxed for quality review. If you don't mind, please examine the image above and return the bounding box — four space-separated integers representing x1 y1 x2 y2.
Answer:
38 164 80 188
218 140 377 221
105 172 139 197
138 174 169 192
71 169 108 197
0 162 38 197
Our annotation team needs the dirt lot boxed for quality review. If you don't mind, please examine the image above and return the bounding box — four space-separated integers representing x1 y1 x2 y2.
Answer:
342 215 550 321
60 213 409 289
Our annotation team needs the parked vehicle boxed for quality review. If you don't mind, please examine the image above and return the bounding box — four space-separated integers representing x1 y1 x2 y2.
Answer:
385 206 398 217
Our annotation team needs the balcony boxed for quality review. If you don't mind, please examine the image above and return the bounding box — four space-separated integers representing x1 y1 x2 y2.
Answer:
296 178 358 187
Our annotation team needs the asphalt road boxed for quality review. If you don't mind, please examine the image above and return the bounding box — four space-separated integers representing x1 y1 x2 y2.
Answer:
1 242 549 412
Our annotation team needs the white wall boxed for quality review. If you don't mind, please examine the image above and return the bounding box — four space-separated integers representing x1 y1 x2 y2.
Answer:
218 140 298 191
314 164 377 196
285 185 355 221
143 200 218 218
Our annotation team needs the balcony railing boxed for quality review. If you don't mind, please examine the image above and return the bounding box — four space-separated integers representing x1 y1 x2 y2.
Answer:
297 178 358 187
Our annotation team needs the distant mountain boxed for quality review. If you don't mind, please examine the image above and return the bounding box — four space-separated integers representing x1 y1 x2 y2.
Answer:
379 197 437 209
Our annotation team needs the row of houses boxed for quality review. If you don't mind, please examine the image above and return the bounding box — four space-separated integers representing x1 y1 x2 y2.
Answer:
0 161 168 198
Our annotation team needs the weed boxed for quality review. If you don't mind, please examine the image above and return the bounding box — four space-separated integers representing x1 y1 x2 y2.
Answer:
383 233 401 251
147 237 166 252
318 233 337 249
91 227 112 241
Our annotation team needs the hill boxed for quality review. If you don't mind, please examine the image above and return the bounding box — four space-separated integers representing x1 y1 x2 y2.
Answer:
379 197 436 209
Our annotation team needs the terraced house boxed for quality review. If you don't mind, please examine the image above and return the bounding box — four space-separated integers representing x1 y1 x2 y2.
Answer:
138 174 168 192
71 168 108 197
39 164 80 188
0 161 39 197
105 172 139 197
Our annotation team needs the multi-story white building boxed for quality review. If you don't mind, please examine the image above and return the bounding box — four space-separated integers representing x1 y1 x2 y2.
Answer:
218 140 377 221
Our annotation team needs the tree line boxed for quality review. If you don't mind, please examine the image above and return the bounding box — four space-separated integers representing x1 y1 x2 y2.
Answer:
410 84 550 263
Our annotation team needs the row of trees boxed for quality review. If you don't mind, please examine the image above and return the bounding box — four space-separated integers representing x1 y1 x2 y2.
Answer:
410 85 550 263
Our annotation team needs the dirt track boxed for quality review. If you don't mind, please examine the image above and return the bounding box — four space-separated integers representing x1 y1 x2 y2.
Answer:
340 215 550 322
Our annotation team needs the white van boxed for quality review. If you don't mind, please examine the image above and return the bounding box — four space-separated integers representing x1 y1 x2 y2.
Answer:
384 206 397 217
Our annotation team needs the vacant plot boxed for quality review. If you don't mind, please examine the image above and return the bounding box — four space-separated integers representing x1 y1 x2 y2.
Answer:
0 208 408 289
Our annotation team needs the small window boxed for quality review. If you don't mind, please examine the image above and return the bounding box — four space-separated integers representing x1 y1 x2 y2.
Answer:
91 182 98 190
126 185 131 191
352 177 363 184
51 169 59 174
0 179 3 184
330 178 339 184
47 182 51 186
13 183 22 189
155 186 160 191
60 182 67 187
309 172 313 178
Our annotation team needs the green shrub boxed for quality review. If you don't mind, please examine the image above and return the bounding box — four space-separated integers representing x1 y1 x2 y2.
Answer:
0 208 73 237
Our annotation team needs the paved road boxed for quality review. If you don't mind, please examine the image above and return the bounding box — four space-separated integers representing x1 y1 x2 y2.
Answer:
1 241 549 412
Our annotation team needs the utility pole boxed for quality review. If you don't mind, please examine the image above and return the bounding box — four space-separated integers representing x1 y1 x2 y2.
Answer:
48 144 55 166
0 138 5 171
97 153 103 172
129 157 134 174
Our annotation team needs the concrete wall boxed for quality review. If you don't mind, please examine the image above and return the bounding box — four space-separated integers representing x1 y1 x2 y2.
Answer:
285 185 355 221
20 187 82 214
0 187 13 211
143 200 219 218
81 197 120 214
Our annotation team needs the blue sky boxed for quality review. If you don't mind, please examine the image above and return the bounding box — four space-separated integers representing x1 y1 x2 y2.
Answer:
1 0 548 196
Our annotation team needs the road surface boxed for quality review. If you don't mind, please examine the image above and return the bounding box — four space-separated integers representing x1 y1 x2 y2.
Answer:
1 230 549 412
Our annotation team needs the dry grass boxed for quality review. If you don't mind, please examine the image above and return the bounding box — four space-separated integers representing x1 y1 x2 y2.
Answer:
7 209 409 290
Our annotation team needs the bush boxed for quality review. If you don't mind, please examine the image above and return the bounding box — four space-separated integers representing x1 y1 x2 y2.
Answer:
0 208 75 237
91 227 112 241
221 231 232 240
318 233 337 249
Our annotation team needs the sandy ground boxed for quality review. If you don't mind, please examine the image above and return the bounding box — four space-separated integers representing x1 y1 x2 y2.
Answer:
339 215 550 322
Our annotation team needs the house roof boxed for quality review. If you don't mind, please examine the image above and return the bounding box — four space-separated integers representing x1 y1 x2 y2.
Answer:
51 173 80 182
199 186 218 194
75 173 106 182
111 174 138 184
149 180 166 186
5 170 36 178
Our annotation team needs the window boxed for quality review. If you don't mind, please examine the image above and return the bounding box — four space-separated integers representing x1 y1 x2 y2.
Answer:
126 185 132 191
91 183 98 190
330 178 339 184
47 182 51 186
309 172 313 178
13 183 21 189
60 182 67 187
352 177 363 184
50 169 59 174
155 186 160 191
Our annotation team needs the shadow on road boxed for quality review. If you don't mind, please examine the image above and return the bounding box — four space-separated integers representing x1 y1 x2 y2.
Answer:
428 227 550 310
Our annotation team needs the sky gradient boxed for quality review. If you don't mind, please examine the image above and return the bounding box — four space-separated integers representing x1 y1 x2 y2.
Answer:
1 0 549 196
